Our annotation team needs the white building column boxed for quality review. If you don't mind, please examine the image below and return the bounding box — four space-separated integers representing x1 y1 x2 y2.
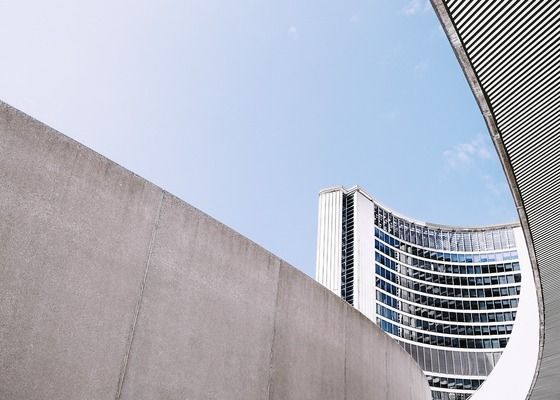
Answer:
316 188 343 296
352 190 376 322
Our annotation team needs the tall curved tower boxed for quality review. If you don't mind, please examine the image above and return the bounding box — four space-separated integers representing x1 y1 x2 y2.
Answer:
316 186 537 400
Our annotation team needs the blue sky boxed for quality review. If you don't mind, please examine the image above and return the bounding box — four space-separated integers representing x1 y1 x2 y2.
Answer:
0 0 516 277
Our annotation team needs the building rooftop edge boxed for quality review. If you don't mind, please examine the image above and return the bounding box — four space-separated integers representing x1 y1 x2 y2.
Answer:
320 185 520 232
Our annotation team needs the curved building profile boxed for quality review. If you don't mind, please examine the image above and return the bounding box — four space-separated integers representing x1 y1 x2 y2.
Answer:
316 186 539 400
430 1 560 399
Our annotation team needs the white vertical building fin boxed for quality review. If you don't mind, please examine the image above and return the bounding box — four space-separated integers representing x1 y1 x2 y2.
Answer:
353 190 376 322
316 189 343 295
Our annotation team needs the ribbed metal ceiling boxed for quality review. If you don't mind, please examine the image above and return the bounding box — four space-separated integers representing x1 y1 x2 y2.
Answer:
431 1 560 399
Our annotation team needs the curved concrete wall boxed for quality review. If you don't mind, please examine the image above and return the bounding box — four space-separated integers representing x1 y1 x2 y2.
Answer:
0 101 431 400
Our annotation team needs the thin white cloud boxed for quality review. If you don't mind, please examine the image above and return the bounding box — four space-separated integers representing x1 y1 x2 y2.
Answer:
402 0 432 16
443 135 507 197
350 15 360 24
424 0 433 13
414 61 429 75
402 0 420 15
482 174 503 196
288 26 298 40
443 134 493 170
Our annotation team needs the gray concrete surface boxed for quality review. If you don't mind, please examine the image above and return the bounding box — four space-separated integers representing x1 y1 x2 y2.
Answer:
0 100 431 400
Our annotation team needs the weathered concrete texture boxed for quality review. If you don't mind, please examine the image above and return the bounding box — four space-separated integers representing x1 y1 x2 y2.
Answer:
119 194 282 400
0 103 163 400
0 101 431 400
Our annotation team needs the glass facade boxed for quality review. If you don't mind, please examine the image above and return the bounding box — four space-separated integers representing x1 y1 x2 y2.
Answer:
316 187 531 399
371 203 521 400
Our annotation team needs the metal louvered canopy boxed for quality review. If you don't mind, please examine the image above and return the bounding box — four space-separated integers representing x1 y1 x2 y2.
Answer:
431 1 560 399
